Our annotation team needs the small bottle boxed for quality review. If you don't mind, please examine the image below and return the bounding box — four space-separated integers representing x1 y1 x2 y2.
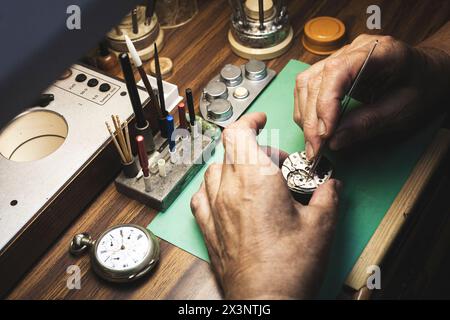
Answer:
96 40 119 72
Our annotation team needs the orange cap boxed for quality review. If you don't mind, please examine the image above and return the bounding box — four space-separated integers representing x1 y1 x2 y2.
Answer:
302 16 346 55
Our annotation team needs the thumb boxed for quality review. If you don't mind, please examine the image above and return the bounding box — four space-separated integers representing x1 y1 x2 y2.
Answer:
302 179 342 231
309 179 342 212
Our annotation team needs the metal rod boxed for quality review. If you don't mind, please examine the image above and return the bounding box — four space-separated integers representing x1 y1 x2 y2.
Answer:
166 115 175 152
145 0 155 25
258 0 265 30
178 102 188 129
118 53 147 129
136 135 149 177
154 89 168 138
124 34 160 117
185 88 196 126
131 7 139 34
154 43 168 117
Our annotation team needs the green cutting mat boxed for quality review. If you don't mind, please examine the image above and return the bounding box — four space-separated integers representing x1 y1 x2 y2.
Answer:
148 59 440 298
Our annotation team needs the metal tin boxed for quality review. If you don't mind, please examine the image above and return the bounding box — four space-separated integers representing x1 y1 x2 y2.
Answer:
207 99 233 121
200 62 276 127
220 64 243 87
245 59 267 81
205 81 228 101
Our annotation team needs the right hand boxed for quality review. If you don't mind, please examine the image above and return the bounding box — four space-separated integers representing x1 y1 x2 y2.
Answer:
294 34 450 160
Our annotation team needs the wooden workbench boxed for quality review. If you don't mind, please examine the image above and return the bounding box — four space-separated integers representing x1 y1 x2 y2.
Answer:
7 0 450 299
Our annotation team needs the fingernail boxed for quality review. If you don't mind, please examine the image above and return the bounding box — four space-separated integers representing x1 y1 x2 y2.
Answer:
305 141 314 160
318 118 327 136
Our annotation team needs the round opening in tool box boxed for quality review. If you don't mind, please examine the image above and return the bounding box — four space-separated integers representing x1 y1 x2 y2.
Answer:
0 109 68 162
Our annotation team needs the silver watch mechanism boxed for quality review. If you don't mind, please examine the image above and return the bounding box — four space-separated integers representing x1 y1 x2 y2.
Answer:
282 151 333 195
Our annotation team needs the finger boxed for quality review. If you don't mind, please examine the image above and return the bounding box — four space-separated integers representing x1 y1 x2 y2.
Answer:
297 38 367 129
222 112 267 151
328 87 415 150
309 179 342 212
295 42 367 154
225 111 267 132
260 145 289 167
204 163 222 204
293 86 301 126
315 58 345 141
190 183 223 275
348 34 378 50
222 112 267 170
190 182 209 221
301 179 342 235
190 182 216 238
295 43 357 157
298 77 308 128
329 44 350 57
303 75 323 160
314 45 377 145
295 62 326 128
295 71 309 128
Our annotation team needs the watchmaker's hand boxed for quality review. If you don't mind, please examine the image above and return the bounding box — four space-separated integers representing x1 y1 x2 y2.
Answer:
294 32 450 160
190 112 342 299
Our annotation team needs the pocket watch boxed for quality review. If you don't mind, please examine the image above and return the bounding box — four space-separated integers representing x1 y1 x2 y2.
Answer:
69 224 160 283
282 150 333 203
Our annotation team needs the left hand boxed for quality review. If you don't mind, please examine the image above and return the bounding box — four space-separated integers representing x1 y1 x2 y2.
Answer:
190 112 342 299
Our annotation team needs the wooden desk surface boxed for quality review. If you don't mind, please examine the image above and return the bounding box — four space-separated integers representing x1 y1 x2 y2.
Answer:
7 0 449 299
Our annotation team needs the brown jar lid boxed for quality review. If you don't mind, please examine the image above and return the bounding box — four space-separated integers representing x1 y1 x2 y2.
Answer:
302 16 346 55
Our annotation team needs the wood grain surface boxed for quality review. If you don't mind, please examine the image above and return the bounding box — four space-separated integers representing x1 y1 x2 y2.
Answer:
7 0 450 299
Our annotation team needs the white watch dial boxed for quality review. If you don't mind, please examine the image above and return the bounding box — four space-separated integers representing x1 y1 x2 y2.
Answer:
96 226 150 271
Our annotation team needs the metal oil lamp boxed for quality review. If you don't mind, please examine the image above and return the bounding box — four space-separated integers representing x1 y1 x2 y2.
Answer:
228 0 293 60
